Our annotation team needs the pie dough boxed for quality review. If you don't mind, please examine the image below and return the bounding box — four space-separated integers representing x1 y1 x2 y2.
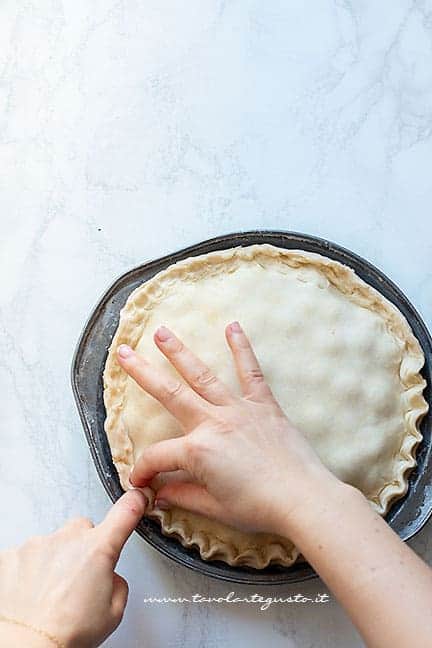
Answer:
103 245 428 568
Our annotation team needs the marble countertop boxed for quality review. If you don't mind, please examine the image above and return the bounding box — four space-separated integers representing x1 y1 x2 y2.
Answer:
1 2 432 646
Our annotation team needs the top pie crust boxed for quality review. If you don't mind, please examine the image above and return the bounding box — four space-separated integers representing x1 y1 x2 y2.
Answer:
103 245 428 568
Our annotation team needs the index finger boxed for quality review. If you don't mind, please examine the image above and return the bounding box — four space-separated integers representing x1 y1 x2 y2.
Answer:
117 344 207 428
96 489 147 563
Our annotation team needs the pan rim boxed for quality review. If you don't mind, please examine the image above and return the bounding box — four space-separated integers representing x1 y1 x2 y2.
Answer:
71 229 432 585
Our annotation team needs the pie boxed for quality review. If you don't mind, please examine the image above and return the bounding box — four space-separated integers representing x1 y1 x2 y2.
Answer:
103 244 428 568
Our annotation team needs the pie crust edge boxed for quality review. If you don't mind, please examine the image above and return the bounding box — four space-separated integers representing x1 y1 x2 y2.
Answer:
103 244 428 568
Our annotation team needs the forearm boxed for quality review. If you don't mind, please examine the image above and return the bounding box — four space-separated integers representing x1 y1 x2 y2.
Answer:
283 479 432 648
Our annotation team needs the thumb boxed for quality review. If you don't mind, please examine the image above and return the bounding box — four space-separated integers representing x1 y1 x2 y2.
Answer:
155 482 225 521
96 489 147 564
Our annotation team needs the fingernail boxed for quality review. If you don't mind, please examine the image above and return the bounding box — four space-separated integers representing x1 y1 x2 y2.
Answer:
129 471 141 487
127 488 148 511
156 326 171 342
229 321 242 333
155 498 170 510
118 344 134 359
127 488 148 515
127 476 136 490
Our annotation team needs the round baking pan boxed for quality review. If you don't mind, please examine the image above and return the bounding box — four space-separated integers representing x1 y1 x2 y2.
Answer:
71 230 432 585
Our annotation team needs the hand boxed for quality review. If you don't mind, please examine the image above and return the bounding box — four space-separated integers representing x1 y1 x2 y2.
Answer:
118 323 432 648
118 322 340 535
0 490 146 648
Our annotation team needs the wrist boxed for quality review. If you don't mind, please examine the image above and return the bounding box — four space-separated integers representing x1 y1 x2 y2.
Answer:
291 479 365 551
0 619 55 648
275 469 363 543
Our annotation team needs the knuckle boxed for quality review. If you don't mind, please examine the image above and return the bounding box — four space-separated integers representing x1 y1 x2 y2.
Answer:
92 539 117 563
184 435 207 460
112 604 126 625
71 516 93 530
194 368 217 388
24 535 45 549
115 606 126 622
123 583 129 600
245 368 265 383
237 335 251 349
171 338 184 354
118 575 129 591
163 380 184 400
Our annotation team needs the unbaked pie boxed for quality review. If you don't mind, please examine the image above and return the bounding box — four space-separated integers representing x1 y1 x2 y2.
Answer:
103 245 428 568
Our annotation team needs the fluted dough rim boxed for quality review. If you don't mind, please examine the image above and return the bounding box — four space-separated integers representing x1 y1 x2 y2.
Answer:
103 244 428 569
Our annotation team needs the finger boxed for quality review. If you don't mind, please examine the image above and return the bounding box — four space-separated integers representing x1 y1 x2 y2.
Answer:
154 482 225 520
117 345 206 427
154 326 233 405
225 321 273 400
130 437 189 487
111 573 129 623
96 490 147 563
156 469 194 485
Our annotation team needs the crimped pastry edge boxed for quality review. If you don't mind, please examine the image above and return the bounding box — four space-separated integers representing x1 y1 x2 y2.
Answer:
103 244 428 568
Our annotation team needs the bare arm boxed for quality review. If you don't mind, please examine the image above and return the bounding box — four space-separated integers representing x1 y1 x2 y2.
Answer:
285 480 432 648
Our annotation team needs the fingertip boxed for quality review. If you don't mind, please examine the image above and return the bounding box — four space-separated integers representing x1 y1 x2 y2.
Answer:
121 488 147 516
230 321 242 332
127 478 152 511
226 322 243 349
97 489 148 560
154 325 172 343
117 344 134 360
226 321 242 337
129 469 150 489
127 474 148 491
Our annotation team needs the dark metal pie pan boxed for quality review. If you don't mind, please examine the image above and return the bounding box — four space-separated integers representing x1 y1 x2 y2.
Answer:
71 230 432 585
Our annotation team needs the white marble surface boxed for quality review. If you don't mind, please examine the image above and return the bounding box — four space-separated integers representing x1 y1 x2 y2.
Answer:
1 1 432 646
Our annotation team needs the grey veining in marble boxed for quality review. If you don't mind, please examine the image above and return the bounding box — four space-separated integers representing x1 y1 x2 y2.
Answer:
1 2 432 647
